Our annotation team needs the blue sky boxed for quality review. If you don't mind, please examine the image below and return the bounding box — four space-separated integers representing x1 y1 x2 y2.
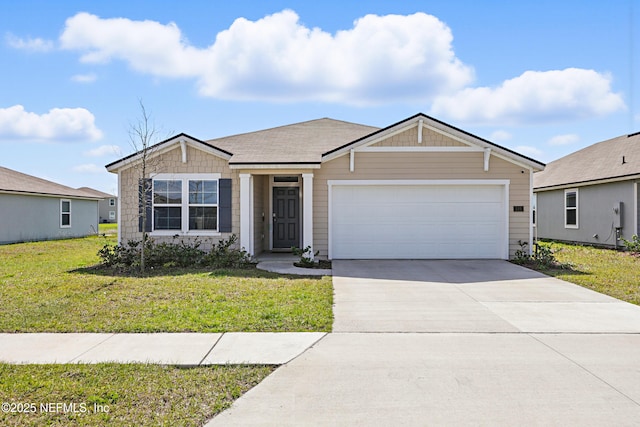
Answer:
1 0 638 194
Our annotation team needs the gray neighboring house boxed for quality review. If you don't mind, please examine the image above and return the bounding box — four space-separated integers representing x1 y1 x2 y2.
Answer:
0 166 102 244
533 132 640 248
78 187 118 224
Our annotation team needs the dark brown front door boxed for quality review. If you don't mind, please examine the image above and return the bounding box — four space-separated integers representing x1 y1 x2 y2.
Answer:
273 187 300 249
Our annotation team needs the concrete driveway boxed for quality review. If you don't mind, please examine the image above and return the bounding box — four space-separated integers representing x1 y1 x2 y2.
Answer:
208 260 640 426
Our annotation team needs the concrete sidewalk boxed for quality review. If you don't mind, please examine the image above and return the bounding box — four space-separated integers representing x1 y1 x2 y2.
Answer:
0 332 326 365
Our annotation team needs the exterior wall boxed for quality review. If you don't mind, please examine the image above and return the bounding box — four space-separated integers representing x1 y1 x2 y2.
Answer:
253 175 265 255
637 182 640 236
118 145 240 250
535 181 636 247
314 139 531 259
372 126 466 147
98 197 117 223
0 193 98 244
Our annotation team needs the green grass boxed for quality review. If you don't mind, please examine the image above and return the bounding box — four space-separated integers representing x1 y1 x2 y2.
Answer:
0 363 274 426
0 236 333 332
535 241 640 305
98 223 118 234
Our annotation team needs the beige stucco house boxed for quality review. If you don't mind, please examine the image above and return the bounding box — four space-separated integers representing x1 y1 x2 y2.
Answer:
106 113 544 260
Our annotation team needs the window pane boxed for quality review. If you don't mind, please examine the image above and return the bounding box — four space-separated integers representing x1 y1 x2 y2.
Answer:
154 180 182 204
566 192 576 208
566 209 577 225
61 201 71 213
189 180 217 205
189 207 217 230
61 213 70 226
154 207 182 230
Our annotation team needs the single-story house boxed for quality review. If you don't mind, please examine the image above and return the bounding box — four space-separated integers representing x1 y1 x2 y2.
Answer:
0 166 102 244
533 131 640 248
78 187 118 224
106 113 544 260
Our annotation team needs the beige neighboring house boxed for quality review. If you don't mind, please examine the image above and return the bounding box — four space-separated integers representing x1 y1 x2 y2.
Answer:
534 131 640 248
106 113 545 260
78 187 118 224
0 166 102 244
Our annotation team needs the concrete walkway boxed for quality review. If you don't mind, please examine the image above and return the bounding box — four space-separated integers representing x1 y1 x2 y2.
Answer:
207 260 640 426
0 332 326 365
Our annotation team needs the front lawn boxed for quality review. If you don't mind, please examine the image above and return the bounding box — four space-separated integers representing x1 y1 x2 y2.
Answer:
0 363 274 427
0 236 333 332
534 241 640 305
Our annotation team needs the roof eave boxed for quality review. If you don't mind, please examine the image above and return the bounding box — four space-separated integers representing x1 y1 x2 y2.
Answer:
321 113 546 170
534 173 640 192
0 189 103 200
106 133 233 173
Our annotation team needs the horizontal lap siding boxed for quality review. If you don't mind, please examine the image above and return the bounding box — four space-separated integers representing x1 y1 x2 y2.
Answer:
314 150 530 259
119 145 240 250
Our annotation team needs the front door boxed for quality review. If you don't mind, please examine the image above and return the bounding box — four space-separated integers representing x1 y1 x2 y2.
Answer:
273 187 300 249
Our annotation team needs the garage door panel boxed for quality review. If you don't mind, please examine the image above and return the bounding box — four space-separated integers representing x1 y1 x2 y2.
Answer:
331 184 506 259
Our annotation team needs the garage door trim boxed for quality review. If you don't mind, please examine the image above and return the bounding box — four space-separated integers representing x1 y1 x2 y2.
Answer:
327 179 510 259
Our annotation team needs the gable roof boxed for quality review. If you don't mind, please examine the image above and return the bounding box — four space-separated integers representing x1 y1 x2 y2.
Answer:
534 132 640 190
105 114 545 171
0 166 102 199
210 118 379 165
77 187 116 199
105 133 233 172
323 113 546 170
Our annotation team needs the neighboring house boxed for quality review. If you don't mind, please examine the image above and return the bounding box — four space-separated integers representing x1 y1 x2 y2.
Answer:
106 113 544 260
78 187 118 223
0 166 102 244
533 132 640 248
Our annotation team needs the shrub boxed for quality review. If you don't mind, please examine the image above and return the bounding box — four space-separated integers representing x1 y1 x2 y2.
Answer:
622 235 640 254
97 234 253 271
512 240 569 269
203 235 253 269
292 245 320 268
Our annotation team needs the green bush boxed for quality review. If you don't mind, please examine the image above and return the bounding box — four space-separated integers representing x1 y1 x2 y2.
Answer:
292 245 319 268
98 234 253 271
622 235 640 254
512 240 569 269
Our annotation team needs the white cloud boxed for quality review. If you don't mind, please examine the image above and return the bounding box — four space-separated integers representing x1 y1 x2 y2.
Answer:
5 33 54 52
548 134 580 146
58 11 474 104
0 105 103 141
431 68 625 124
84 144 121 157
73 163 103 173
71 73 97 83
490 130 511 142
515 145 543 158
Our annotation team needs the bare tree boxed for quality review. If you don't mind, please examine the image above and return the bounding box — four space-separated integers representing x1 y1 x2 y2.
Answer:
129 101 164 273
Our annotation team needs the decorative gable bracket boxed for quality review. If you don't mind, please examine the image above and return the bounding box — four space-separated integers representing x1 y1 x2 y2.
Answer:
484 148 491 172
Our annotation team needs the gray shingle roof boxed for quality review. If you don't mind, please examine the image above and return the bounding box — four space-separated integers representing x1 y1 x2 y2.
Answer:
209 118 379 164
77 187 116 199
534 132 640 190
0 166 101 199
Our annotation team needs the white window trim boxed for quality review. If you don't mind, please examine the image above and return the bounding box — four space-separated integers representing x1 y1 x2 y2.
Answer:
60 199 71 228
109 198 116 206
150 173 222 236
109 211 116 220
564 188 579 229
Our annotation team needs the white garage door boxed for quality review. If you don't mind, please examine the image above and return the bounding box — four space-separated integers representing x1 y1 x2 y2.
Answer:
330 183 507 259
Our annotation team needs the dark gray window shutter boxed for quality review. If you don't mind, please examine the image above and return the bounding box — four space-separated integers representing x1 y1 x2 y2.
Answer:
138 178 152 232
219 178 232 232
